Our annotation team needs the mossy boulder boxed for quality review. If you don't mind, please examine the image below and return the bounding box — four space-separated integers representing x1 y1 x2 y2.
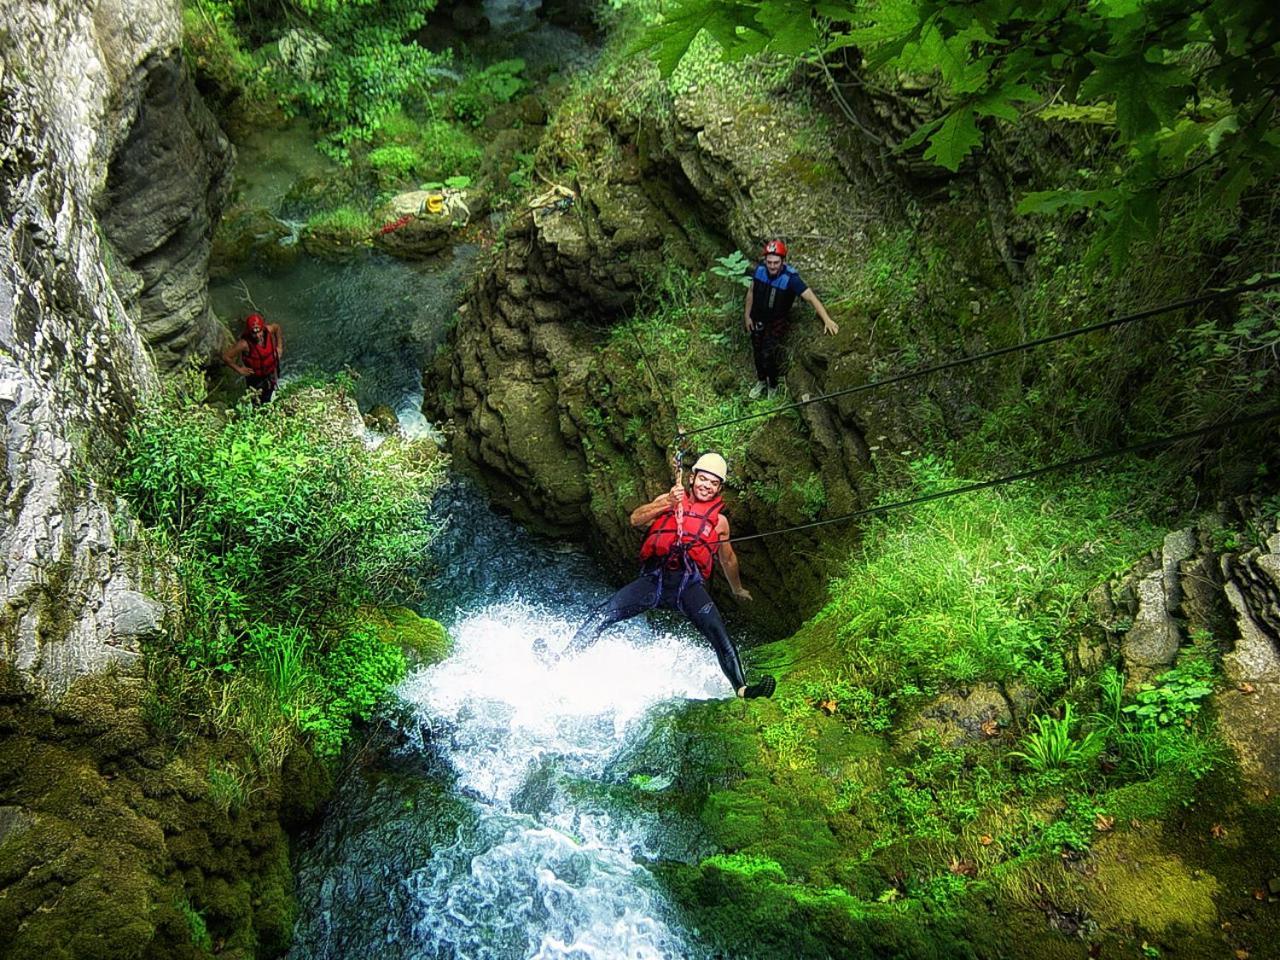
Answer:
359 605 453 668
0 667 324 959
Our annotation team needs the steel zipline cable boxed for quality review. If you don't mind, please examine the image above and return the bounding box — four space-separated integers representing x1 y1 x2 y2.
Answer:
679 273 1280 441
725 406 1280 545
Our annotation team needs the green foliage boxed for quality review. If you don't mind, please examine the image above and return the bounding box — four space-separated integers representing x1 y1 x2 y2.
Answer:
182 0 268 103
307 205 375 235
206 760 251 816
635 0 1280 269
793 471 827 520
448 58 527 126
507 151 536 194
1010 703 1103 776
367 143 422 183
407 119 484 179
1124 656 1215 727
818 457 1159 702
120 372 444 760
177 898 213 952
297 622 409 756
245 623 309 706
277 0 449 161
601 264 782 466
711 250 753 287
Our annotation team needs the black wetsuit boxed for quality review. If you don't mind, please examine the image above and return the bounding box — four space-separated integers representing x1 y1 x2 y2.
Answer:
748 262 808 389
567 563 746 691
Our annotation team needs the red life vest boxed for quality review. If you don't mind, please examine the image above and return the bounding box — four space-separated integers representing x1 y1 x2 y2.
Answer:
639 496 724 580
244 331 278 378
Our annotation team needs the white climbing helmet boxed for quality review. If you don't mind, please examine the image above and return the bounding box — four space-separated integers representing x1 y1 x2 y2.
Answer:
691 452 728 482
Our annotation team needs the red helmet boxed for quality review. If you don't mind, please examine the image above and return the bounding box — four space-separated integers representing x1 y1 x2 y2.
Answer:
763 239 787 259
243 313 266 335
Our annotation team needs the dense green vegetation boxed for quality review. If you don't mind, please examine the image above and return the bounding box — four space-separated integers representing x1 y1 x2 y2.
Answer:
636 0 1280 270
184 0 530 174
617 463 1273 957
119 374 446 763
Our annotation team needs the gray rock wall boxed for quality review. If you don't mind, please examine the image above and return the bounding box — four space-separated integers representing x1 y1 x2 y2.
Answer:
0 0 195 695
97 48 234 367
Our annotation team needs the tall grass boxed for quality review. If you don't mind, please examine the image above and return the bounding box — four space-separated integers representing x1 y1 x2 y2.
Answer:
817 457 1162 703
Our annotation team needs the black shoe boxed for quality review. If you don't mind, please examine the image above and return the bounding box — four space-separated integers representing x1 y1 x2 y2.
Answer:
741 676 776 699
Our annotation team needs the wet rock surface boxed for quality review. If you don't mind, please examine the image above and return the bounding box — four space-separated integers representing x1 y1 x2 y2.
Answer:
1086 505 1280 799
1 0 193 694
97 53 235 369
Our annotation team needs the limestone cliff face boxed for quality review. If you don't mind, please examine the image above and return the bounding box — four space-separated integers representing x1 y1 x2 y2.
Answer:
0 0 221 694
429 63 1015 628
97 48 234 367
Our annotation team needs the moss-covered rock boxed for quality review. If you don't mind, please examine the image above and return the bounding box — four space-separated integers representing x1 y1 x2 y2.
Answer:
359 606 453 668
0 667 327 959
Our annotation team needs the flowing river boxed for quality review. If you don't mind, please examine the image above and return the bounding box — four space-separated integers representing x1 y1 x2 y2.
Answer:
212 48 742 942
223 236 739 957
287 479 734 959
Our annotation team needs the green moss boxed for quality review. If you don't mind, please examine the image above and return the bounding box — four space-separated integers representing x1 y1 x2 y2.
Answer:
1088 829 1219 933
0 668 325 959
360 605 453 667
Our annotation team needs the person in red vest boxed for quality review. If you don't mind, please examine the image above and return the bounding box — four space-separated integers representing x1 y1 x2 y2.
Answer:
222 313 284 404
549 452 776 699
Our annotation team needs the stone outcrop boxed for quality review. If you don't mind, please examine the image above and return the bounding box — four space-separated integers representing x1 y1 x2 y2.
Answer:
1086 506 1280 799
96 50 234 368
0 0 220 694
428 59 1014 627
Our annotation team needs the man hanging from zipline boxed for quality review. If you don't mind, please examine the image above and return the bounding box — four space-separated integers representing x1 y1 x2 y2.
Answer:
539 452 776 699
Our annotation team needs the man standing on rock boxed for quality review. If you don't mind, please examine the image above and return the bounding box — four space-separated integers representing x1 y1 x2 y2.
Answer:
744 238 839 398
222 313 284 404
541 453 776 699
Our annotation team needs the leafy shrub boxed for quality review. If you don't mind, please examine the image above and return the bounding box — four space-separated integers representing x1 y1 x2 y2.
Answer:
367 143 422 183
120 373 444 759
448 58 526 126
413 119 484 179
299 622 409 757
276 0 452 162
1123 632 1217 729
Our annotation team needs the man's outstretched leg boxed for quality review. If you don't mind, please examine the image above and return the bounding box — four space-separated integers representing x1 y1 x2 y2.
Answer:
678 582 774 698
